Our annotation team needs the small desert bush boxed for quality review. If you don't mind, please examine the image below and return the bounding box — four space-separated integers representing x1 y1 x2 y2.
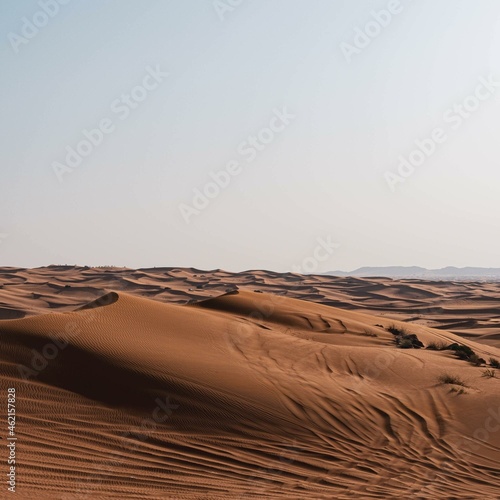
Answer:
482 369 496 378
426 341 450 351
447 343 485 365
396 333 424 349
490 357 500 369
387 325 406 336
386 325 424 349
397 337 414 349
438 374 467 386
469 354 486 366
448 343 474 360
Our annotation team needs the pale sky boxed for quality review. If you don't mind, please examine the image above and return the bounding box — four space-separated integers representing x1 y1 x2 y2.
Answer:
1 0 500 272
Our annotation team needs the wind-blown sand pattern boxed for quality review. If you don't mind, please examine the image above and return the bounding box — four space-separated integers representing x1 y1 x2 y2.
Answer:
0 267 499 498
2 267 500 348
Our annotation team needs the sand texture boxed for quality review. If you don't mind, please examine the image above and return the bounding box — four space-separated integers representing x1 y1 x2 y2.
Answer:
0 267 499 499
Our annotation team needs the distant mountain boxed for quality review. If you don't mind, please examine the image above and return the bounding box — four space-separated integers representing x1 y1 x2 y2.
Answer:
325 266 500 280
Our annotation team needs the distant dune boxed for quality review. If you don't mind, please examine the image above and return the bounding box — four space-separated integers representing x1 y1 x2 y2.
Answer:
0 267 499 498
327 266 500 280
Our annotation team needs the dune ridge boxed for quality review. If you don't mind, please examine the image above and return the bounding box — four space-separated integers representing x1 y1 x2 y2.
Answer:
1 282 500 498
1 266 500 348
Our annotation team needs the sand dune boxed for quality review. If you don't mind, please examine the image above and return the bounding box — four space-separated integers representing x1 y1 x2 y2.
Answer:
2 266 500 349
1 271 500 498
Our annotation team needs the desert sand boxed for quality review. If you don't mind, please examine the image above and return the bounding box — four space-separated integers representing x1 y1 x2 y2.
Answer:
0 266 499 499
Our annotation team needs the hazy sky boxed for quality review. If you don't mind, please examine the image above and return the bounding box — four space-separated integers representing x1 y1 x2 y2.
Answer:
1 0 500 272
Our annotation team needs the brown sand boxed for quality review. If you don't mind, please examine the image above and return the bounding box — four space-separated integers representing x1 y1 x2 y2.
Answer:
0 267 499 498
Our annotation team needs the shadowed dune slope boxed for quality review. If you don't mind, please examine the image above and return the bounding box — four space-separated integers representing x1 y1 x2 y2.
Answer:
0 290 500 498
